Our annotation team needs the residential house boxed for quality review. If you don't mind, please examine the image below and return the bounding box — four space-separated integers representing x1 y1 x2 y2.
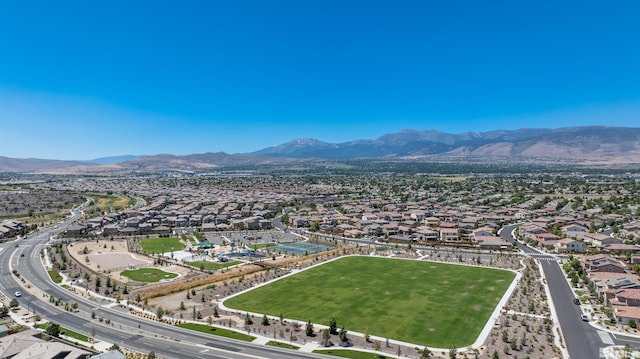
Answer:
583 254 627 273
554 238 586 253
440 228 460 242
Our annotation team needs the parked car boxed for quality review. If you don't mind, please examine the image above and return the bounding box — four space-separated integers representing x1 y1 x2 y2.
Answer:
581 314 589 321
14 291 21 297
573 298 580 305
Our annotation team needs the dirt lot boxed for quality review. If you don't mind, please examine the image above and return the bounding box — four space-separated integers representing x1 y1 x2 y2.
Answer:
66 240 191 284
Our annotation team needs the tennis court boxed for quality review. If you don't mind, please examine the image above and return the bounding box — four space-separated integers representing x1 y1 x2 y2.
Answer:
270 241 333 255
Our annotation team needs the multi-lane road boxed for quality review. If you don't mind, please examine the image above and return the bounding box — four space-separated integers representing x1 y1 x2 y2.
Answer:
3 203 639 358
0 203 327 359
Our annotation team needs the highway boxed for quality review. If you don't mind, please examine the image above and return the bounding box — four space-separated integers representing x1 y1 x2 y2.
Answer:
0 201 327 359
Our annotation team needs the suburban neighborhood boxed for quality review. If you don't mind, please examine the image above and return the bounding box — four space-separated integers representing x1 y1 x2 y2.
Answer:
1 171 640 358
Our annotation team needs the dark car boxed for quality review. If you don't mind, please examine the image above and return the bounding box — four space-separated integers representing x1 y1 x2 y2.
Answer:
573 298 580 305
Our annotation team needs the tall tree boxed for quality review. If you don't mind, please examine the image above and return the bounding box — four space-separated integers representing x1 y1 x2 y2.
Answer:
322 329 331 347
339 326 348 342
305 320 314 336
329 317 338 334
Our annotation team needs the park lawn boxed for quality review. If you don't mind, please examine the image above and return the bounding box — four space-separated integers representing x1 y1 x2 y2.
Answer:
176 323 255 342
266 341 299 350
121 268 178 282
139 237 185 254
188 260 243 270
224 256 515 348
313 349 390 359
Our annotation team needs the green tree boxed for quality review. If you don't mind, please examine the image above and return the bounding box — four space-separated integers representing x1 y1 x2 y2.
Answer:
262 314 270 326
0 306 9 317
46 322 61 337
244 312 253 325
322 328 331 346
213 306 219 318
338 326 348 342
417 346 432 359
147 351 156 359
329 317 338 334
305 320 314 336
156 306 164 320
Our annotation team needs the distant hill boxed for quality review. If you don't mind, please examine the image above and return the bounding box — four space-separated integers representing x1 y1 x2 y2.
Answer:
2 126 640 173
30 152 301 174
251 126 640 162
85 155 145 165
0 156 89 173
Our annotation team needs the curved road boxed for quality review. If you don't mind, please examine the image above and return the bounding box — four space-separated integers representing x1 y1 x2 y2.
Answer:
0 202 327 359
7 203 639 358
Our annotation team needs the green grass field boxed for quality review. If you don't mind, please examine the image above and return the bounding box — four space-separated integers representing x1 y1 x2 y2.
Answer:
48 270 63 284
313 349 390 359
266 341 299 350
176 323 255 341
139 237 185 254
36 324 89 342
224 256 514 347
121 268 179 282
188 260 243 270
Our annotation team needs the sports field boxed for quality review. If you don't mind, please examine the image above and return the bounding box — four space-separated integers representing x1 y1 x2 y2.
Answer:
139 237 185 254
121 268 179 282
224 256 514 347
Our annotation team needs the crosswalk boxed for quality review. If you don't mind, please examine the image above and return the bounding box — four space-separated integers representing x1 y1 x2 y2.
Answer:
597 330 615 345
522 252 559 261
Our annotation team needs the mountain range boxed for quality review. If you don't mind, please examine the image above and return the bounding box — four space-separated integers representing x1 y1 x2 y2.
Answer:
2 126 640 173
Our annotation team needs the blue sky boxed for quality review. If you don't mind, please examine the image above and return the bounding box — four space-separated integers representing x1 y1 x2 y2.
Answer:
1 1 638 160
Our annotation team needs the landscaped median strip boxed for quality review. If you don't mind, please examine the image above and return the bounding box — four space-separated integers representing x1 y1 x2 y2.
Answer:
266 340 300 350
313 349 391 358
176 322 256 342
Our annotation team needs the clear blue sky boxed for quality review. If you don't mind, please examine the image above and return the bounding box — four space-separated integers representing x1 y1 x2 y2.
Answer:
1 1 638 160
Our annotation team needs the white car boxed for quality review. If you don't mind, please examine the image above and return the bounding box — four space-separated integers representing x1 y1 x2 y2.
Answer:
14 291 21 297
581 314 589 321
